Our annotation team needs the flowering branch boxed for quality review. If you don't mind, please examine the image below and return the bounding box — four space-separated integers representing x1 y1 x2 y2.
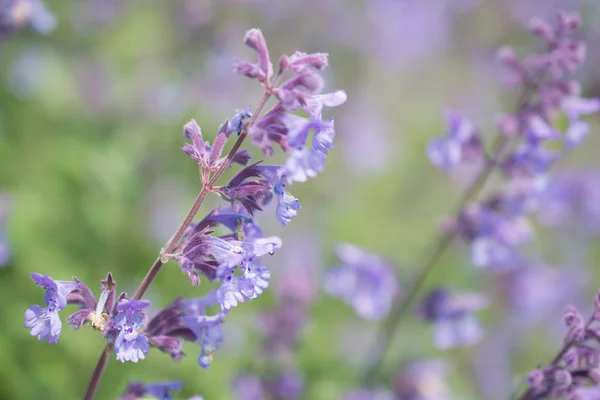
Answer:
21 28 345 400
517 301 599 399
361 11 592 385
82 74 276 400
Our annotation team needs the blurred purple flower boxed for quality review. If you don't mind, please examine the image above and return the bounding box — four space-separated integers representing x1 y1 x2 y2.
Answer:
536 172 600 234
119 381 182 400
0 0 55 38
451 204 533 270
418 287 488 349
234 375 265 400
343 388 395 400
427 110 483 170
392 359 451 400
325 243 399 320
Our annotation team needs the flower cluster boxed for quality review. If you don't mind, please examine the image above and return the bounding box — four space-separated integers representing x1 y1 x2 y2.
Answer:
431 11 599 271
324 243 400 320
522 290 600 399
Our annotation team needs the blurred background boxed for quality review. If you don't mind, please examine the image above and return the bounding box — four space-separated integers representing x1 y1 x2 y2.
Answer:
2 0 600 399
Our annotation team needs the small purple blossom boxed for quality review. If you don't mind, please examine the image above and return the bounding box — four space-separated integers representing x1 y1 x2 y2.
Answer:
393 360 451 400
119 381 182 400
113 299 150 363
182 291 225 369
451 204 533 270
24 273 78 343
0 0 55 38
274 179 301 226
418 288 488 350
325 243 399 320
427 111 483 170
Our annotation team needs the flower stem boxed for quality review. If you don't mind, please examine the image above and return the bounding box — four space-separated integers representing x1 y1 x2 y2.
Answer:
362 135 508 384
81 85 275 400
82 344 112 400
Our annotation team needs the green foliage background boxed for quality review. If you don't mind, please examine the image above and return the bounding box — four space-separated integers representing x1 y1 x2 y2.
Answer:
1 1 600 399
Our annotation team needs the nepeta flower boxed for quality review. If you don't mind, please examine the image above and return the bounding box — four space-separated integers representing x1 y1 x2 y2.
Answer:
234 375 265 400
418 288 488 350
0 0 55 38
119 381 182 400
181 113 252 173
392 360 451 400
182 291 225 369
427 110 483 170
325 243 399 320
24 273 78 343
343 388 395 400
235 28 346 180
274 180 300 226
113 299 150 363
451 204 533 270
536 171 600 234
174 206 280 288
66 273 115 331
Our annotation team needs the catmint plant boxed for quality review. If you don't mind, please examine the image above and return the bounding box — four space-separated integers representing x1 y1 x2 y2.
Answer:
23 28 345 399
316 10 600 396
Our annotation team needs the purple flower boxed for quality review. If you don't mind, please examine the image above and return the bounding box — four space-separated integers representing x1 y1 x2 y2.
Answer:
181 114 252 173
343 388 395 400
66 273 115 331
536 172 600 234
0 0 55 37
427 111 483 170
234 375 265 400
215 256 273 312
182 292 224 369
453 204 532 270
325 243 399 320
119 381 182 400
234 28 272 83
174 208 280 289
392 359 451 400
218 163 280 215
24 273 78 343
274 180 301 226
418 288 488 349
113 299 150 363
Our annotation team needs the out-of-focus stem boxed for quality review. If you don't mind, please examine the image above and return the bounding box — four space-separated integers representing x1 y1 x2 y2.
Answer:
362 61 548 384
362 135 508 384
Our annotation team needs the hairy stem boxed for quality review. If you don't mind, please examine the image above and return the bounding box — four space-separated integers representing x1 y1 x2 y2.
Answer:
82 344 112 400
82 84 275 400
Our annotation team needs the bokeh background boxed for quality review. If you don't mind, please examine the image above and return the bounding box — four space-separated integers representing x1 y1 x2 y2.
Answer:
2 0 600 399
